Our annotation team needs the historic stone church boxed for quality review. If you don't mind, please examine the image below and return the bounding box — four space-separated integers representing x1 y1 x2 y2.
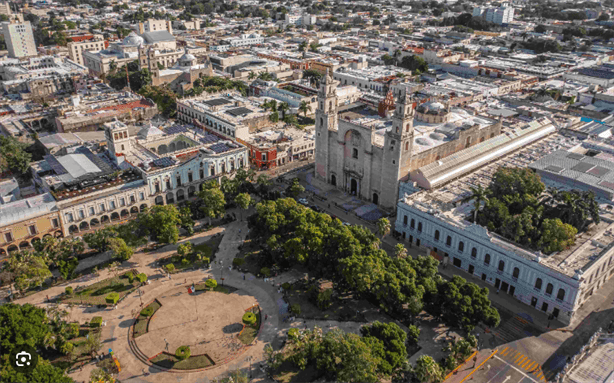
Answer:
314 71 501 210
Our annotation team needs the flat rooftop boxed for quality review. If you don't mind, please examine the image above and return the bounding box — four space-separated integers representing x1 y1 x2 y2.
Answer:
401 131 614 277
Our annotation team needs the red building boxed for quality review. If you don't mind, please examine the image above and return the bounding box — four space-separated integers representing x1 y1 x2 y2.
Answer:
237 138 277 170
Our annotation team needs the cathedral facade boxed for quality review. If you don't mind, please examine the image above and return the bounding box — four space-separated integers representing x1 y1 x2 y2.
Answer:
314 72 415 210
314 72 502 210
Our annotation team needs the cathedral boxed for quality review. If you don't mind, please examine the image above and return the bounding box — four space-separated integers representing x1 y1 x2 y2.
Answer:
314 71 501 210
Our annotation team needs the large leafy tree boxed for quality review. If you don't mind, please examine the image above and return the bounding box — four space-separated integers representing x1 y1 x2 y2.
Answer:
360 321 408 376
83 226 117 252
3 251 51 295
108 237 134 261
315 330 381 383
0 136 32 175
0 304 74 383
235 192 251 220
199 181 226 225
137 205 181 244
413 355 444 383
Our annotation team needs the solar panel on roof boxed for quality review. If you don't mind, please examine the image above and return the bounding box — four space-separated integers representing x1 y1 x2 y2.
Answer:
204 98 232 107
588 166 610 178
545 165 564 173
571 162 594 173
209 143 230 153
226 107 252 117
152 157 175 168
166 125 189 135
567 153 584 160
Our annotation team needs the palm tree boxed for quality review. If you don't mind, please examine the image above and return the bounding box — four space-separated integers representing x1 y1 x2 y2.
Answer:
298 101 312 116
261 100 271 111
278 102 290 119
248 71 256 80
462 185 489 223
269 99 277 112
376 217 391 239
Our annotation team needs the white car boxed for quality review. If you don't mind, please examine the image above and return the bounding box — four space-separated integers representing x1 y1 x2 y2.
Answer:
298 198 309 205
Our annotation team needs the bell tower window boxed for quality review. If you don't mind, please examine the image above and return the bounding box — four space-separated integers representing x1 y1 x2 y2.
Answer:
352 148 358 159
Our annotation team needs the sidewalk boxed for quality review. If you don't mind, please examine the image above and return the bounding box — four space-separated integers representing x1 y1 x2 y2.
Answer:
444 349 499 383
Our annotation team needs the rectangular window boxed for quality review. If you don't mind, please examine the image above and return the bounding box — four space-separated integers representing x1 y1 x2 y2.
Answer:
140 192 145 200
99 203 106 212
28 225 37 235
66 213 74 222
120 198 126 207
110 200 116 210
4 232 13 242
52 218 59 228
89 207 95 216
79 210 85 219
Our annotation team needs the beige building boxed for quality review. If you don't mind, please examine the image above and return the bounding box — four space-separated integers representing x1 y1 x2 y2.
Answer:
2 21 36 58
0 192 63 256
68 38 105 67
138 19 173 35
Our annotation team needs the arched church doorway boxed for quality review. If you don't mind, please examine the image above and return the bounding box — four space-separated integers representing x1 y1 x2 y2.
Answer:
350 179 358 195
331 174 336 186
373 193 379 205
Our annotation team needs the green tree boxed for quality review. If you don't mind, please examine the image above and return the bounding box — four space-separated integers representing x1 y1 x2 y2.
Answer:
413 355 443 383
278 102 290 119
399 55 428 74
360 321 408 376
57 256 79 280
138 205 181 245
382 53 396 66
303 69 323 87
199 182 226 225
4 251 51 295
299 100 312 116
107 237 133 261
287 177 305 198
376 217 391 239
83 226 117 252
256 174 272 196
537 218 577 253
490 167 545 200
394 243 407 258
315 329 380 383
269 111 279 122
205 278 218 289
177 242 193 258
235 192 251 220
0 136 32 175
89 368 114 383
462 184 489 223
179 206 195 236
138 85 177 117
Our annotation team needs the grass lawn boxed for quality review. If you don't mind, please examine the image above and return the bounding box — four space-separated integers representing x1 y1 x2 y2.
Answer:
285 279 368 322
150 352 214 370
238 307 261 345
163 234 224 273
63 275 138 306
133 299 162 338
272 360 322 383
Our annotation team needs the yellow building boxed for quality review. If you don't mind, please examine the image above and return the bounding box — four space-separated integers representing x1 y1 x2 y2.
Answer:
0 193 63 256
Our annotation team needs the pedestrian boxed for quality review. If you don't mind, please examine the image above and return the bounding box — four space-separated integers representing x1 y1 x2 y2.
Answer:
164 339 169 351
473 356 478 368
184 278 187 284
243 274 245 280
265 314 268 320
496 288 500 294
46 295 49 302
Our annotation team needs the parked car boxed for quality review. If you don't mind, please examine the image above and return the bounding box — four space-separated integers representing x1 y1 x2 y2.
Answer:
310 205 323 212
298 198 309 205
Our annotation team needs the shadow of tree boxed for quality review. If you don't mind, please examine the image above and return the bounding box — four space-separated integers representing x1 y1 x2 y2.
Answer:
223 323 243 334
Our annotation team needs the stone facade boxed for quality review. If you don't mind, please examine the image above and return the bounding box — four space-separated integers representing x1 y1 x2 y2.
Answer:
315 72 415 209
396 200 614 325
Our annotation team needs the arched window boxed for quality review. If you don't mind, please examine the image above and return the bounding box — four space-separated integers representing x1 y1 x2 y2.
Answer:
458 241 464 252
498 260 505 272
410 219 415 229
405 142 409 151
320 117 323 126
546 283 553 295
471 248 477 259
484 254 490 265
352 148 358 158
406 123 410 132
434 230 440 241
513 267 519 279
557 288 565 301
417 222 422 232
403 216 408 225
535 278 542 290
446 236 452 246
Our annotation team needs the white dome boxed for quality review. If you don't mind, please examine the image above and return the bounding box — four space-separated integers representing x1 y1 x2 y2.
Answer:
180 53 196 62
123 32 144 46
425 101 444 110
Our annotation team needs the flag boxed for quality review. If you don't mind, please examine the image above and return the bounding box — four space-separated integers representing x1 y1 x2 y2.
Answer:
188 285 195 294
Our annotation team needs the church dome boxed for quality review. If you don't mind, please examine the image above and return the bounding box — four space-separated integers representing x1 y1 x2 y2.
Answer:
429 132 446 140
417 101 445 114
180 53 196 61
123 32 144 46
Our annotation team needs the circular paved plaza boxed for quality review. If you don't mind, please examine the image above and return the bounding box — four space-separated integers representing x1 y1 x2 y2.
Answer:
133 284 258 368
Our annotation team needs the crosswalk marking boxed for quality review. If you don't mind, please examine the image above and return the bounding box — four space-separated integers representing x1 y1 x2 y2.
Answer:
525 361 538 371
514 354 525 363
520 359 531 369
500 346 509 355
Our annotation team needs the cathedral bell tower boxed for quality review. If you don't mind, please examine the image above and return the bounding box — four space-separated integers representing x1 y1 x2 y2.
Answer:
381 89 415 205
314 69 339 183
